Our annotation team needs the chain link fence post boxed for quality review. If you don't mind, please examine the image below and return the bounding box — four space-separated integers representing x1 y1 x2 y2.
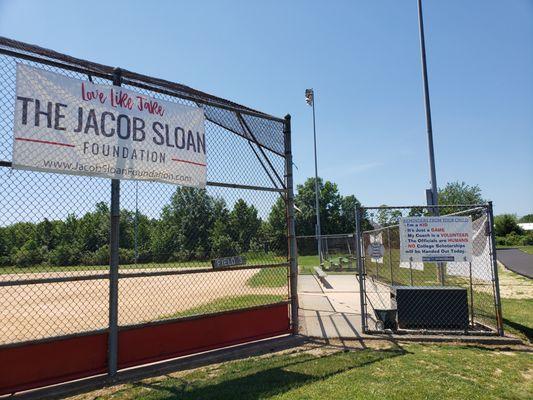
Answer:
284 114 298 334
487 201 504 336
355 205 367 333
387 227 394 285
107 67 122 379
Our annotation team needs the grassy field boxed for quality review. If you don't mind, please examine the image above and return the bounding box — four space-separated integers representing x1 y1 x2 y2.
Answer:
496 266 533 342
160 294 287 320
297 255 320 274
497 245 533 255
0 254 286 275
246 267 288 288
501 296 533 342
71 341 533 400
298 250 444 285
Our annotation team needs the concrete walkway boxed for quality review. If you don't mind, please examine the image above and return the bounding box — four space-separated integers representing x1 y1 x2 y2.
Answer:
298 274 392 338
497 248 533 278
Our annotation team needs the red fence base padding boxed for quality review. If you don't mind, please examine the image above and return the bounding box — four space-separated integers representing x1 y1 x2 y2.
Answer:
0 303 290 396
118 303 290 368
0 332 108 396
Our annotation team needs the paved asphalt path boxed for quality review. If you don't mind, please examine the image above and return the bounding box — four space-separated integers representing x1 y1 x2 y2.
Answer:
497 248 533 279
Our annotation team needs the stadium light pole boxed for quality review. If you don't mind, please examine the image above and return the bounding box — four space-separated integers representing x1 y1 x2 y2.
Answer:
305 88 323 265
417 0 445 284
417 0 438 210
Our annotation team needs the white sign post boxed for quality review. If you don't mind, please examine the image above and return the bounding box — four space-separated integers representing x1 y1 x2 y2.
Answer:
400 216 473 262
12 64 207 187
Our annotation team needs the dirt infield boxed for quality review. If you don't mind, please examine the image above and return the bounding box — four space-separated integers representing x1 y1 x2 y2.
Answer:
0 268 285 344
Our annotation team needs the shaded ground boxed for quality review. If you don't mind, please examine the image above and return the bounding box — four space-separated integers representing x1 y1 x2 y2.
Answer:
297 274 392 338
497 248 533 279
66 340 533 400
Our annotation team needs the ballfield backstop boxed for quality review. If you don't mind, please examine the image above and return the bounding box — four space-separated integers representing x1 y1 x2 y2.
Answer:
355 204 504 336
0 37 298 395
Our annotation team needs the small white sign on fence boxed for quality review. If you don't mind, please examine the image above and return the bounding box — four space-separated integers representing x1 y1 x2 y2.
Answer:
400 216 473 262
366 232 384 263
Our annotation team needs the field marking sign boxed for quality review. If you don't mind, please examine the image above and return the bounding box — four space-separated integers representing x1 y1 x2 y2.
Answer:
211 256 246 268
12 64 206 187
400 216 473 262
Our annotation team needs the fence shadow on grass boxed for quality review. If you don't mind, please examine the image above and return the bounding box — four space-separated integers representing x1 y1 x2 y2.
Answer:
129 345 408 400
502 318 532 343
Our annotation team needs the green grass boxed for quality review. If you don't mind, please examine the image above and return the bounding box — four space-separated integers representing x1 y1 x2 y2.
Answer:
364 250 445 286
85 342 533 399
0 260 209 275
298 248 447 284
501 297 533 342
0 254 286 275
160 294 287 320
298 255 356 275
247 267 288 288
497 245 533 255
297 255 320 274
468 290 532 342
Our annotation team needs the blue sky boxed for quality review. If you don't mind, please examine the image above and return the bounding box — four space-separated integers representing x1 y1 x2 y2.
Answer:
0 0 531 216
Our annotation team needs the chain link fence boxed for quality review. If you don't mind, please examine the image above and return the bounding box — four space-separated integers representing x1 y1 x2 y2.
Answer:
0 36 296 357
296 233 357 273
356 204 503 335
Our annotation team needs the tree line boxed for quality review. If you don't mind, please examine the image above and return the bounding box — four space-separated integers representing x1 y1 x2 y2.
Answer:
0 187 266 267
0 177 364 268
5 178 509 268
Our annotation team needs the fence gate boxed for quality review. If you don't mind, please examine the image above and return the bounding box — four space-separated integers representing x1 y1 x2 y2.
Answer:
355 204 504 336
0 37 298 395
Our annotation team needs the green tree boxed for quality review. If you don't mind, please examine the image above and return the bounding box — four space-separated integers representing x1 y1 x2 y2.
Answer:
294 178 344 236
152 187 228 262
376 206 402 227
494 214 523 237
519 214 533 223
265 178 371 256
77 202 108 252
229 199 261 252
12 239 45 267
0 227 9 266
265 196 287 255
338 194 371 232
34 218 55 250
210 211 240 258
438 181 485 205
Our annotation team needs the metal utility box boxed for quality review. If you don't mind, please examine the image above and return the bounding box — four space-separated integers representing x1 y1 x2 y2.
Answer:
391 286 469 330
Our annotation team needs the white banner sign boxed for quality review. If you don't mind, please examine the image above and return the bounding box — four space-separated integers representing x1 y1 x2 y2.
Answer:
12 64 206 187
447 215 492 281
400 216 473 262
